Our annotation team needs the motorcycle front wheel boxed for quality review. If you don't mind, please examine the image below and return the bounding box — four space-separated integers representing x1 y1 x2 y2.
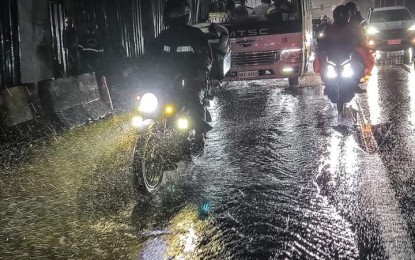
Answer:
337 101 344 116
133 133 164 195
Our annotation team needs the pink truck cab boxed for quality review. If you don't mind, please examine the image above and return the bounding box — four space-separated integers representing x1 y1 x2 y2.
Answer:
222 0 312 87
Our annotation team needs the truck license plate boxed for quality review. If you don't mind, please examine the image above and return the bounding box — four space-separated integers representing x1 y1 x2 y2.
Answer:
238 71 259 79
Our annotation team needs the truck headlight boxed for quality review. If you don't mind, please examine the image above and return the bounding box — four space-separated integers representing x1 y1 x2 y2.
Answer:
280 49 302 63
367 27 380 35
139 93 159 113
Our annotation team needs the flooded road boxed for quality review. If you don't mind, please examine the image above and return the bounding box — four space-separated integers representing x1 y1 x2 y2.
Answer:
2 66 415 259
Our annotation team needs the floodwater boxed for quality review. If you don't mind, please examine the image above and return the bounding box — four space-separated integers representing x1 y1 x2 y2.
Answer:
2 66 415 259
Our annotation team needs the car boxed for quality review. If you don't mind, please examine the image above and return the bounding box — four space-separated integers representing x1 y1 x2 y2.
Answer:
364 6 415 64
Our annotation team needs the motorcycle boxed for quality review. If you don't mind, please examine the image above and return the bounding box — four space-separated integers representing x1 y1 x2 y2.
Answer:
320 50 364 116
131 75 211 194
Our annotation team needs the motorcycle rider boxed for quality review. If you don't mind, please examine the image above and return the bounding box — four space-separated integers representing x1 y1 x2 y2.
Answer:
314 5 373 92
318 5 364 50
345 1 374 81
144 0 213 144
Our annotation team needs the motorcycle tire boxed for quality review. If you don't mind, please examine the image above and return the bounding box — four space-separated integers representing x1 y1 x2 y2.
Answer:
337 102 344 116
132 133 164 195
288 77 299 88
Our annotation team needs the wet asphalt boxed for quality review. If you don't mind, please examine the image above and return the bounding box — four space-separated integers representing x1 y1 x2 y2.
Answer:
2 65 415 259
134 64 415 259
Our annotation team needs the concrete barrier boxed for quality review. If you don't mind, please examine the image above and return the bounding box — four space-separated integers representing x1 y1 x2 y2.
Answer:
38 77 90 128
0 83 63 142
78 73 112 120
0 85 33 128
38 73 112 129
0 72 112 141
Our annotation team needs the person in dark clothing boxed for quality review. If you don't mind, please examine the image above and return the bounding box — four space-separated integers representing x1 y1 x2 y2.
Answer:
314 5 374 92
252 0 272 16
267 0 293 21
145 0 213 141
318 5 364 51
345 2 363 25
210 0 227 12
230 0 249 18
77 25 104 73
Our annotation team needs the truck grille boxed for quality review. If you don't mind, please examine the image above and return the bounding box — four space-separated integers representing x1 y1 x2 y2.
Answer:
232 51 279 67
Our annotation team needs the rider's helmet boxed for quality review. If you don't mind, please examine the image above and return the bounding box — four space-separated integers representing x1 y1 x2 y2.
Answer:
333 5 350 27
345 2 358 16
163 0 191 27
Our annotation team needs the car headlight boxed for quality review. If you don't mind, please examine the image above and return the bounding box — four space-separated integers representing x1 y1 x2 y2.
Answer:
139 93 159 113
327 65 337 78
367 27 380 35
280 49 302 63
408 24 415 31
342 63 354 78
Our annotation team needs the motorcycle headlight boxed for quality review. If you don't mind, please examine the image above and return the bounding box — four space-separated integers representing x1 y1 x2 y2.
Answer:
342 63 354 78
408 24 415 31
177 118 189 130
132 116 144 128
164 105 175 115
139 93 159 113
327 65 337 79
367 27 380 35
280 49 302 63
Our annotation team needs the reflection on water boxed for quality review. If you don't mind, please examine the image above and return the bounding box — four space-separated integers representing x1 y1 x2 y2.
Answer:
407 66 415 129
366 66 382 125
140 84 359 259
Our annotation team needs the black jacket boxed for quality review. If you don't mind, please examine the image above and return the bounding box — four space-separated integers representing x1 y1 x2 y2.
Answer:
146 25 213 78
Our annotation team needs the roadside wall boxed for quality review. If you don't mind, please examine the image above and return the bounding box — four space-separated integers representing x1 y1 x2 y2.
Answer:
18 0 54 84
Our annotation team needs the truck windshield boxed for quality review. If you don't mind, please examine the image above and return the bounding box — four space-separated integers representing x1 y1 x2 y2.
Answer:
223 0 302 37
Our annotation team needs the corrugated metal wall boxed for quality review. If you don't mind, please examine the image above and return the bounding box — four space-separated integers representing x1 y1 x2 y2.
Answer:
73 0 145 59
0 0 208 87
49 2 67 77
151 0 166 38
71 0 204 58
0 0 21 89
